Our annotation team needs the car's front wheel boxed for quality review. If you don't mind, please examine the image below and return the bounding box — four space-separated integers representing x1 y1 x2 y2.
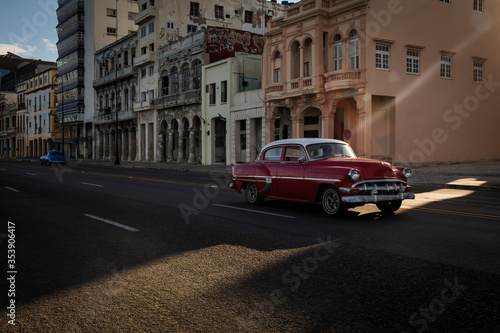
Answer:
376 200 402 214
245 183 264 205
321 186 344 217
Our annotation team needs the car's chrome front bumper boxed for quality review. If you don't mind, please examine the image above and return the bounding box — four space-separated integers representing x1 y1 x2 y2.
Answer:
342 192 415 203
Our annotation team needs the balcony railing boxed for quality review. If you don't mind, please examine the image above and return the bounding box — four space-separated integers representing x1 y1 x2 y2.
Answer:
286 0 357 19
93 109 135 125
154 89 201 109
134 5 156 25
134 52 156 67
93 66 137 88
324 69 366 90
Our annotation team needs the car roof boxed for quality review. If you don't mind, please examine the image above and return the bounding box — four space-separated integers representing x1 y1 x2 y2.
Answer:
261 138 347 151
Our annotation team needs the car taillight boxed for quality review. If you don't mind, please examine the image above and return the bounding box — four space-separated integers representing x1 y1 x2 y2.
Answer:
405 185 411 192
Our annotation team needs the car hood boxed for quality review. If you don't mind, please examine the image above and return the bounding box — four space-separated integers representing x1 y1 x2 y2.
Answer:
318 158 400 180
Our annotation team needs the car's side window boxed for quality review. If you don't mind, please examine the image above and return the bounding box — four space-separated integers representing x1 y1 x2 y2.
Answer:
263 147 282 161
284 146 306 162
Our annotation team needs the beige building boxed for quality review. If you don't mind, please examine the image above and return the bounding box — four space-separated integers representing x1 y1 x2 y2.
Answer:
16 68 60 158
264 0 500 164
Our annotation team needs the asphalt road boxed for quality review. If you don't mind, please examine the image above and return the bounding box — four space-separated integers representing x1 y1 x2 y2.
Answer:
1 160 499 332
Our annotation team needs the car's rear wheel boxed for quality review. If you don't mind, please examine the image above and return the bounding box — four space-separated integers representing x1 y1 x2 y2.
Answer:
376 200 402 214
321 186 344 217
245 183 264 205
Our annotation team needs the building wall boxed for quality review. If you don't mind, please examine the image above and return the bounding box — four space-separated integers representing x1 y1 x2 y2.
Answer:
202 58 233 164
263 0 500 164
365 0 500 164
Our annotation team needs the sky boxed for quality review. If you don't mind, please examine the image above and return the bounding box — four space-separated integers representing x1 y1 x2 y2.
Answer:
0 0 59 61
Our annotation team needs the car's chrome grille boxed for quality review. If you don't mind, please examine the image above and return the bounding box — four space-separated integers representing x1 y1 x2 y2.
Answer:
353 180 408 195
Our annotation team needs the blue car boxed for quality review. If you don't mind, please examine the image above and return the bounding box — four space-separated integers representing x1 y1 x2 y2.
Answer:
40 150 67 166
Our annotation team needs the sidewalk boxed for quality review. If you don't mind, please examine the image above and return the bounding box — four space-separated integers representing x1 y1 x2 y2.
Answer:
4 158 500 192
409 161 500 192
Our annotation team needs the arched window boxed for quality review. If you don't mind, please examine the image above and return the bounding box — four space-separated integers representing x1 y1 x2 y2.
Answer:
171 67 179 94
275 51 281 59
182 63 190 91
291 41 300 79
193 60 201 89
303 38 312 77
334 34 342 71
350 30 359 69
161 71 169 95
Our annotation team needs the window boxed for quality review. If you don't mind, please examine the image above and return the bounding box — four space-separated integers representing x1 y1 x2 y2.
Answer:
334 34 342 71
107 27 116 36
215 5 224 19
128 12 135 20
274 68 281 83
221 80 227 103
141 26 147 37
375 44 390 70
141 46 147 55
149 65 154 76
473 0 483 12
124 51 128 65
193 60 201 89
149 22 154 33
244 10 253 24
473 60 484 83
439 0 450 4
149 43 154 52
182 64 190 91
407 50 420 75
141 91 146 102
303 62 310 77
187 25 197 34
284 146 306 162
263 147 282 161
141 68 146 78
190 2 200 17
171 67 179 94
167 22 174 29
107 8 117 17
209 83 216 105
440 55 452 79
350 30 359 69
149 90 154 101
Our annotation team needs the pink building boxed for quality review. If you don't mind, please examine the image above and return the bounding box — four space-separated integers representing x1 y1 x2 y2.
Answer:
263 0 500 164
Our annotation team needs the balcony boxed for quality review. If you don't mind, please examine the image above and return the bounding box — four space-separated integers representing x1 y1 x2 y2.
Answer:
93 66 137 88
324 69 366 91
154 90 201 109
134 5 156 25
134 52 156 67
94 109 135 125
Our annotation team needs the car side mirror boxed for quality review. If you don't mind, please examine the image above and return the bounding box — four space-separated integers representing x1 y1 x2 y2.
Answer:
298 157 307 164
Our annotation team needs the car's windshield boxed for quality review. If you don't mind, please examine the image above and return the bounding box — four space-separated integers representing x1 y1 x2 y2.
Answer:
306 143 356 160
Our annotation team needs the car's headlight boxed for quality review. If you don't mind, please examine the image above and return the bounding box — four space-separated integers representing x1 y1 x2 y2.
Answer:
348 169 360 181
403 168 412 179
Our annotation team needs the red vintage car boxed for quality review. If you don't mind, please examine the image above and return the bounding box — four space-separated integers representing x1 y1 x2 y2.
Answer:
230 138 415 217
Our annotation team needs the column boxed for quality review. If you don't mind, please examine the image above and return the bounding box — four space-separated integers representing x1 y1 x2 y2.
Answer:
122 129 128 160
158 133 165 162
129 129 136 161
177 128 185 163
167 130 174 162
188 129 195 163
109 130 115 160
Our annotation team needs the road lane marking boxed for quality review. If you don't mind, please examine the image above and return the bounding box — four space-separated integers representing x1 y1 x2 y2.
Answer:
212 204 296 219
80 182 104 187
26 172 37 176
83 214 140 232
5 186 20 193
